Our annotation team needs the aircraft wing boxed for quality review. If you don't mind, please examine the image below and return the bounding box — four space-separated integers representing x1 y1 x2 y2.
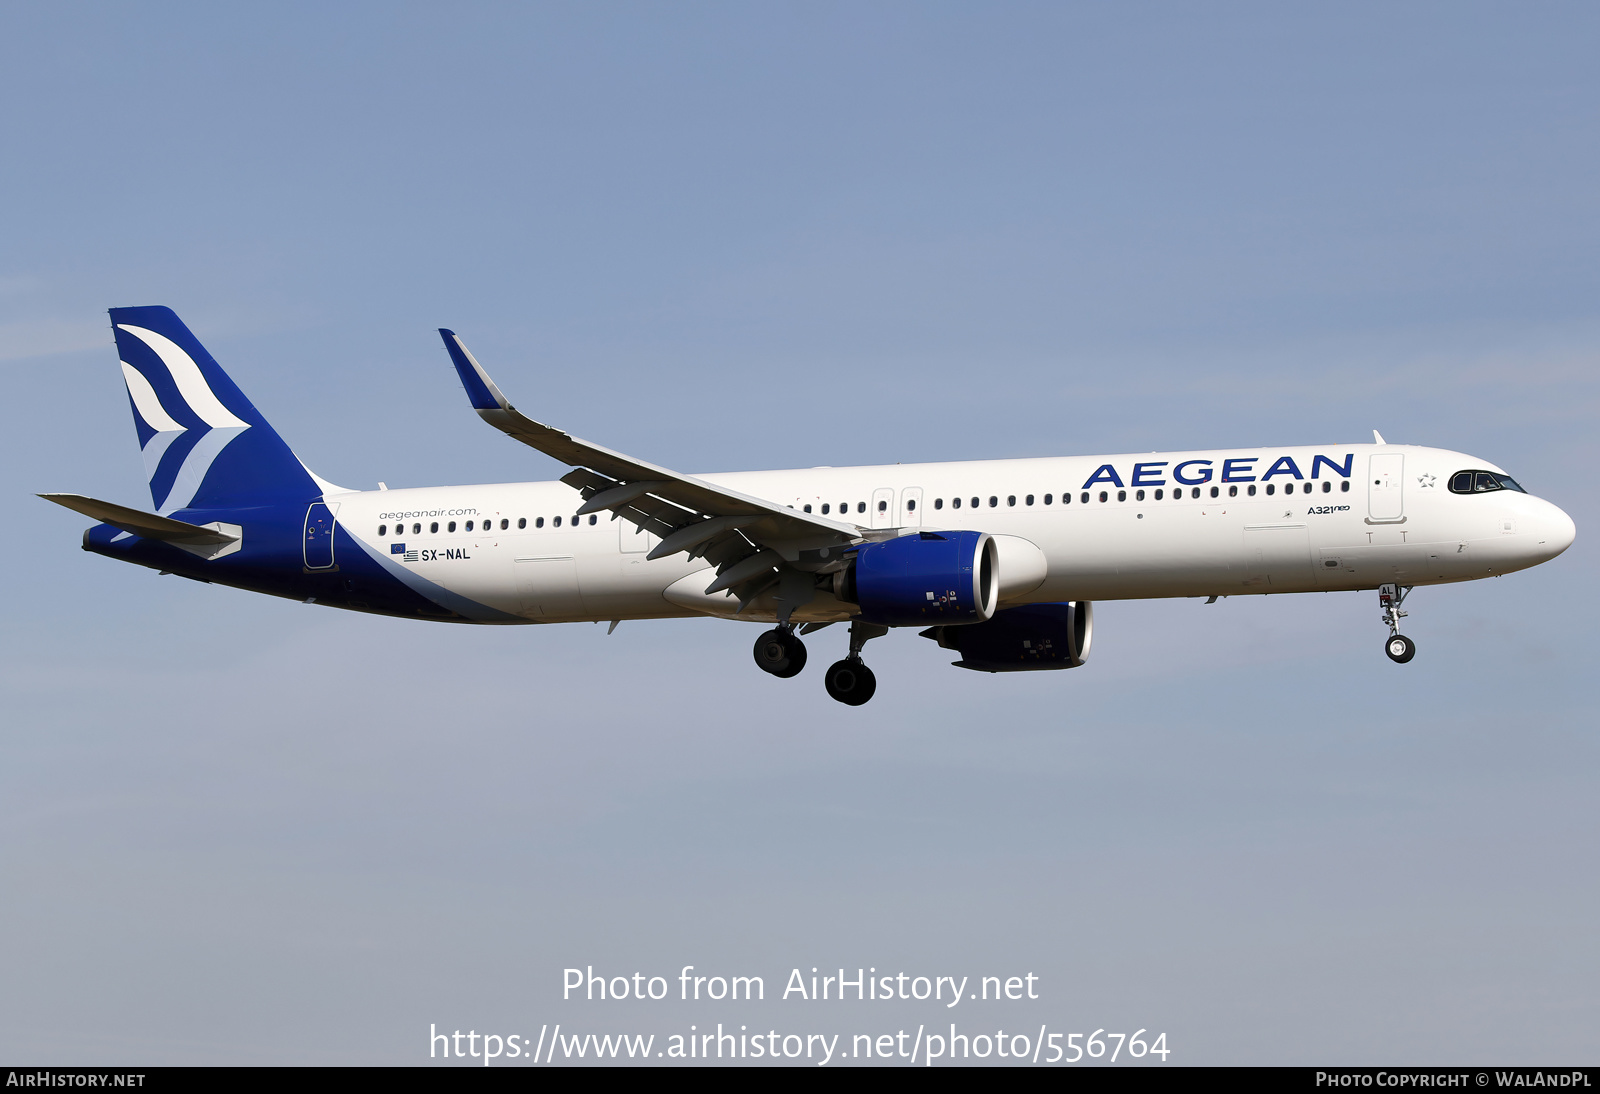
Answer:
439 330 866 610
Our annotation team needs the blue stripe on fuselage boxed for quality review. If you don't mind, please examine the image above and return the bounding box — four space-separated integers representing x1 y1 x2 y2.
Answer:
80 505 522 623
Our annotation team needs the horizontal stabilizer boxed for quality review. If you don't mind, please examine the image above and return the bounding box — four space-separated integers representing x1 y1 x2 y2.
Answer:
38 493 239 546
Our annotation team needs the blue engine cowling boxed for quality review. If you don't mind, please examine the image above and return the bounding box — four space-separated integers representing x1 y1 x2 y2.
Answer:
842 531 999 627
920 601 1093 672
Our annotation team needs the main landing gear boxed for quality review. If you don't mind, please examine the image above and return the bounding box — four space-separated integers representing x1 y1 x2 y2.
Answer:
1379 584 1416 664
752 625 807 678
752 620 888 705
823 622 888 707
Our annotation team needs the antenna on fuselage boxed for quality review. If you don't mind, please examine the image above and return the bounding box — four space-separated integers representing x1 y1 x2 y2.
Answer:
1372 429 1387 445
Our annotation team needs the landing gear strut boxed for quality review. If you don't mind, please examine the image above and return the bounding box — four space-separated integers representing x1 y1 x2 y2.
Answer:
1379 584 1416 664
824 621 887 706
753 625 807 678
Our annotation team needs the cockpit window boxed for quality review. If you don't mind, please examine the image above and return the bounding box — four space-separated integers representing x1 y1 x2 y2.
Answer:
1450 470 1526 494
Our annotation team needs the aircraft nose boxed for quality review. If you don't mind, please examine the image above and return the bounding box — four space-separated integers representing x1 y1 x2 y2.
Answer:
1538 500 1576 560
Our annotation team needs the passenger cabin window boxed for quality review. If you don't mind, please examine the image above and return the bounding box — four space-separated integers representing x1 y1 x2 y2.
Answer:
518 518 526 528
1136 489 1145 501
1248 485 1256 496
1043 494 1052 505
430 522 439 533
412 523 421 534
1007 495 1016 507
934 498 944 510
907 499 916 511
1081 492 1090 504
951 498 960 509
1450 470 1525 494
536 517 544 528
857 502 866 514
1153 490 1162 501
1117 490 1127 502
379 524 387 536
971 497 980 509
878 500 888 513
554 516 562 527
1098 491 1108 503
803 504 812 513
448 521 457 532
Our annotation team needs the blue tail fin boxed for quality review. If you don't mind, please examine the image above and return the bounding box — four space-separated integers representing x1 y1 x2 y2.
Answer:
109 306 327 513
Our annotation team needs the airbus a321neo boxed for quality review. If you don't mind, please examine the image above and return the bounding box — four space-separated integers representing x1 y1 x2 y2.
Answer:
42 307 1576 705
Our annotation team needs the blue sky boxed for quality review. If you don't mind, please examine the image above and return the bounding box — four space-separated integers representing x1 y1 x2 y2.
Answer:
2 2 1597 1064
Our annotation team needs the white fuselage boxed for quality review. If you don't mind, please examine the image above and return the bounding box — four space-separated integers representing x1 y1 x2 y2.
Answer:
331 443 1575 625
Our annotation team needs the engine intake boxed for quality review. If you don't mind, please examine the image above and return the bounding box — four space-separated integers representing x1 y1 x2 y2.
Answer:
921 601 1093 672
838 531 998 627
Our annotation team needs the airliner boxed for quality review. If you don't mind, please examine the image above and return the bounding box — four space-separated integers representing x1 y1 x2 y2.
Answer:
42 307 1576 705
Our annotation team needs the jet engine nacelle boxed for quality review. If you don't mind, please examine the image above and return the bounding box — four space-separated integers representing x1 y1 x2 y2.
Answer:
920 601 1094 672
837 530 999 627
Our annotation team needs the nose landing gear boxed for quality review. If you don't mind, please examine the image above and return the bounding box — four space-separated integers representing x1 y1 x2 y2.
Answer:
1386 634 1416 663
753 625 807 678
824 621 888 706
1379 584 1416 663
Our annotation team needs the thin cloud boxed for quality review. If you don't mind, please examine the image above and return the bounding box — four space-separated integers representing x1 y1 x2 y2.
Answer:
0 318 110 362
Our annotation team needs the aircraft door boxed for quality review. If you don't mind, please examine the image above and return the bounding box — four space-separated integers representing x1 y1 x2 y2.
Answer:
871 487 896 529
303 502 336 570
899 487 923 529
1368 454 1405 522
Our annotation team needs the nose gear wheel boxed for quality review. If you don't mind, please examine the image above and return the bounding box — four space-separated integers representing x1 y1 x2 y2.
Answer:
1385 634 1416 663
1378 584 1416 664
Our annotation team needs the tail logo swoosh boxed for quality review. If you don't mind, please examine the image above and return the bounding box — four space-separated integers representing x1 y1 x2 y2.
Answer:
115 323 251 512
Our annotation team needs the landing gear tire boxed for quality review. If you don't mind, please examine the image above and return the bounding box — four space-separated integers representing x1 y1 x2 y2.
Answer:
753 628 807 678
824 659 877 706
1385 634 1416 664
